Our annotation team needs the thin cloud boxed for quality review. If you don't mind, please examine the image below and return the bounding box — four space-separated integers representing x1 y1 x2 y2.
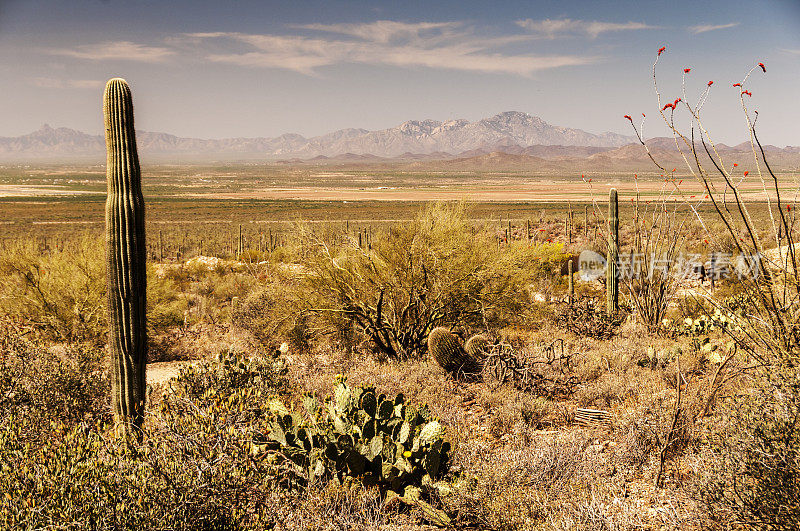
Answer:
780 48 800 55
293 21 464 44
515 18 656 38
30 77 104 89
189 23 598 76
48 41 174 62
688 22 740 34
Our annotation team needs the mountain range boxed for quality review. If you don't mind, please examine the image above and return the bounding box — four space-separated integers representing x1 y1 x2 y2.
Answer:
0 111 635 162
1 111 797 172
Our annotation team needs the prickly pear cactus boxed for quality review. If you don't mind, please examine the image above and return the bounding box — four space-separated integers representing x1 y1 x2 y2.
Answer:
428 327 482 376
104 78 147 438
252 377 450 498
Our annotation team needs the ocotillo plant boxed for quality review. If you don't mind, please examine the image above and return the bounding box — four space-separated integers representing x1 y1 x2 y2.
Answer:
104 78 147 438
584 205 588 238
607 188 619 313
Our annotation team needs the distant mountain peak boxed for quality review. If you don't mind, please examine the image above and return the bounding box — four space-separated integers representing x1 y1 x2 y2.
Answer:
1 112 639 161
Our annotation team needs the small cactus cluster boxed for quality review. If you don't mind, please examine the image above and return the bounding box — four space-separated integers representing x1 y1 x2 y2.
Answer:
428 327 484 376
253 377 450 502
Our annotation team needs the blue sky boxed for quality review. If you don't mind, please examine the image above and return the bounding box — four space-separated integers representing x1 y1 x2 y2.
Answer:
1 0 799 145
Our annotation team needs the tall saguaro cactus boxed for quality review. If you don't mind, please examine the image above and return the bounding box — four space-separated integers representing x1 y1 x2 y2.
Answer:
607 188 619 314
104 78 147 438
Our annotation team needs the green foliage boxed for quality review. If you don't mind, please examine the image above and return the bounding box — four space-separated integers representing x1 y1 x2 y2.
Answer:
300 202 555 359
253 377 450 508
0 347 289 529
0 236 215 342
0 324 110 429
0 236 106 342
233 273 306 350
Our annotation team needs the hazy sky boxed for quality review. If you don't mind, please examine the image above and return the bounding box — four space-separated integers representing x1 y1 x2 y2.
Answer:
1 0 799 145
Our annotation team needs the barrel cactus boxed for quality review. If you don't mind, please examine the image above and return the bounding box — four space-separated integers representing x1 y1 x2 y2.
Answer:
104 78 147 438
607 188 619 314
464 334 490 359
428 327 482 376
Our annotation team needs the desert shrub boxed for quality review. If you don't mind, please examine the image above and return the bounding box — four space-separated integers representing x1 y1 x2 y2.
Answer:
233 276 308 351
0 348 290 529
147 265 190 330
697 380 800 529
443 431 596 529
615 389 695 473
0 235 216 341
0 235 105 341
300 202 554 359
0 321 109 429
556 298 624 339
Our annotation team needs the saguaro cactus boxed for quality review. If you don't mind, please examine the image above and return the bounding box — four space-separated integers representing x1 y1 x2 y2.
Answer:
607 188 619 313
568 259 574 306
104 78 147 438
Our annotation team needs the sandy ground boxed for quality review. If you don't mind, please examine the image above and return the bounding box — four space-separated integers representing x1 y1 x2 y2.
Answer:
1 177 792 203
0 185 96 197
182 181 789 202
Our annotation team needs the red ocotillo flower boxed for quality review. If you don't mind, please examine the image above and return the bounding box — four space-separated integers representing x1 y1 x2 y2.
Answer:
788 204 792 211
662 103 674 111
744 171 749 176
733 163 738 167
624 115 632 121
684 68 691 73
742 90 752 97
733 83 742 87
674 98 682 106
707 80 714 86
758 62 766 72
658 46 666 55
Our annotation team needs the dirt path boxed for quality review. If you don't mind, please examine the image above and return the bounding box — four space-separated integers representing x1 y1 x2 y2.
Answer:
147 360 200 386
